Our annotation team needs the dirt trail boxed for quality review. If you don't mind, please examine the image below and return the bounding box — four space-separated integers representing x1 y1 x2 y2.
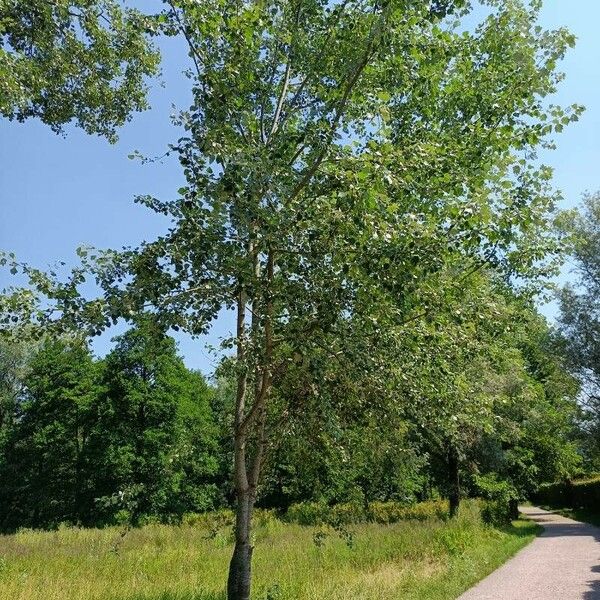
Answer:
458 506 600 600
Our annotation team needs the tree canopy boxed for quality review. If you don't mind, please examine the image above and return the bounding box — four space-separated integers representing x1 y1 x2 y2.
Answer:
0 0 159 140
0 1 585 598
558 192 600 469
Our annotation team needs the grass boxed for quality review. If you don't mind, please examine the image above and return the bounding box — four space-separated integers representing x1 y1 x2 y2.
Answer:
0 500 539 600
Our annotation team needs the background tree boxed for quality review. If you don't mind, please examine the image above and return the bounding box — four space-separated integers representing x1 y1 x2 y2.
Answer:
558 192 600 469
87 319 219 524
0 338 99 530
465 293 581 517
0 336 31 441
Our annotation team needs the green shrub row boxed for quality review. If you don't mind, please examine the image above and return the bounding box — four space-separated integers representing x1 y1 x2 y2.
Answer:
180 498 518 532
284 499 449 526
534 476 600 511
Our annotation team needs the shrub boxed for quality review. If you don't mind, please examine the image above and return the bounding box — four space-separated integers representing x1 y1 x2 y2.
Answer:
534 475 600 512
182 509 234 530
286 499 448 526
329 503 366 525
574 478 600 508
253 509 281 528
475 474 519 527
285 502 330 526
368 500 448 523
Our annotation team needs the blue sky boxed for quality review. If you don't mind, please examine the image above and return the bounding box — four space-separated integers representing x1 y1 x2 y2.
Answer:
1 1 599 372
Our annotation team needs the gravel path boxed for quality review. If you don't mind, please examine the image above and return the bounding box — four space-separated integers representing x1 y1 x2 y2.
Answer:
458 506 600 600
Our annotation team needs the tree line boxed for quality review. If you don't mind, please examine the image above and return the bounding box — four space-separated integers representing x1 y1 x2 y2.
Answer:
0 279 583 533
0 1 595 599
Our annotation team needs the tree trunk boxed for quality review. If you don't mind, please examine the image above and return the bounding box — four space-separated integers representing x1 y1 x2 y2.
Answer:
227 250 274 600
227 493 254 600
508 497 519 520
227 287 253 600
448 445 460 518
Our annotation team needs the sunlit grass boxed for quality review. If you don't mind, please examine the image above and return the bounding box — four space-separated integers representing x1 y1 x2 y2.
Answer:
0 501 537 600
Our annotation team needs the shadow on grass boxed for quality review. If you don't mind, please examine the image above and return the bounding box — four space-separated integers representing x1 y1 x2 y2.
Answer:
117 592 225 600
497 518 541 539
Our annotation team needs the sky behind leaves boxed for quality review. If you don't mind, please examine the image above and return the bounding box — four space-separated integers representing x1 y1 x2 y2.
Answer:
0 1 598 371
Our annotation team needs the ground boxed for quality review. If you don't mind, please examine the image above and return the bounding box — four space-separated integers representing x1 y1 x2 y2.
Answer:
459 506 600 600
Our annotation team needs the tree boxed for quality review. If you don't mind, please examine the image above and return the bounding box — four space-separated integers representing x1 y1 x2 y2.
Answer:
0 1 581 597
258 352 427 509
558 192 600 469
0 338 100 530
397 273 581 517
0 335 31 439
0 0 159 140
87 320 219 524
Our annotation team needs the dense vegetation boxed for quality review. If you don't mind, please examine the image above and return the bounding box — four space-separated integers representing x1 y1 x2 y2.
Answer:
1 0 599 599
557 192 600 471
0 321 219 531
534 475 600 522
0 288 582 532
0 501 539 600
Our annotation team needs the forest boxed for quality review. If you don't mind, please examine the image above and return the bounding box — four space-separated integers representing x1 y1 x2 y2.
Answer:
1 1 600 599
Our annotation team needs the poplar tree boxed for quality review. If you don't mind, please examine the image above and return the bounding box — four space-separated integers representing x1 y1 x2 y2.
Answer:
0 1 581 597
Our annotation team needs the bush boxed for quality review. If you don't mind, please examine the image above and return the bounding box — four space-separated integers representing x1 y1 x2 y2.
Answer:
329 503 366 525
253 509 281 528
285 502 330 526
182 508 234 531
368 500 448 523
481 500 512 527
285 499 448 526
534 476 600 512
475 474 519 527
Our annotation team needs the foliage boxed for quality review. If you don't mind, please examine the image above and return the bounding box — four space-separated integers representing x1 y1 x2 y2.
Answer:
87 319 220 525
534 475 600 514
0 0 159 141
467 293 582 502
558 192 600 469
0 337 100 531
285 499 449 526
475 474 519 527
0 324 220 531
0 335 32 440
260 385 427 508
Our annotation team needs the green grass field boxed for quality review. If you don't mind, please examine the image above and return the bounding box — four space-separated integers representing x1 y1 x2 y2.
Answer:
0 501 538 600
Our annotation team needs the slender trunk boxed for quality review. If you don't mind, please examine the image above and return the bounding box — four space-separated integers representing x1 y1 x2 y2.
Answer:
74 421 82 524
508 497 519 520
227 492 254 600
448 445 460 518
227 249 274 600
228 288 252 600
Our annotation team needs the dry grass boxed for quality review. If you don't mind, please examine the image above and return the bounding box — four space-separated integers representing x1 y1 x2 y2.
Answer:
0 500 537 600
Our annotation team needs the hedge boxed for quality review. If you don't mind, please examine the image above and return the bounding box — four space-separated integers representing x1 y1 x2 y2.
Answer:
533 476 600 512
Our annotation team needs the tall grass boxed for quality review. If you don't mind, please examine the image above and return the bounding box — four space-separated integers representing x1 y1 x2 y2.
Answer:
0 500 537 600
